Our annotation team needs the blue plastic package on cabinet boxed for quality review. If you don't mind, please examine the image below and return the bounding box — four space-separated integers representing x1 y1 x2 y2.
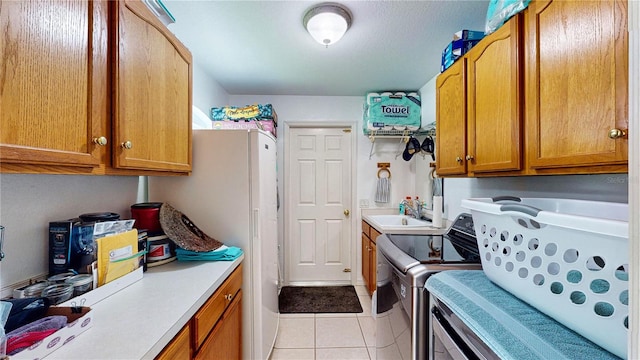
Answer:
485 0 531 34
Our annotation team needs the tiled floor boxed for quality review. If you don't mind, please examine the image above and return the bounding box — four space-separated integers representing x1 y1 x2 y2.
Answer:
269 285 375 360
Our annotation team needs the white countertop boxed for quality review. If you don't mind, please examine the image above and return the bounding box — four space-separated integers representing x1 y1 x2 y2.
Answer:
46 256 243 360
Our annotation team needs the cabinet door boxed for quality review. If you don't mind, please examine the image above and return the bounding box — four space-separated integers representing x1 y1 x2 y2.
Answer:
362 234 371 293
370 227 381 244
370 241 377 295
193 264 242 350
0 0 108 170
113 0 192 172
436 59 467 176
467 15 523 173
155 323 191 360
195 290 242 360
526 0 628 169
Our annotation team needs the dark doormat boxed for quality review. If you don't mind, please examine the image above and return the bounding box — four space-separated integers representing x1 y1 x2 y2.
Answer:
278 285 363 314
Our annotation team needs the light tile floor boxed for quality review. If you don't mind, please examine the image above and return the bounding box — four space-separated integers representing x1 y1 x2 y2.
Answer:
269 285 375 360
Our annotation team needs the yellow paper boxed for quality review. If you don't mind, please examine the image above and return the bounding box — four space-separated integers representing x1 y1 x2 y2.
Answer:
96 229 138 286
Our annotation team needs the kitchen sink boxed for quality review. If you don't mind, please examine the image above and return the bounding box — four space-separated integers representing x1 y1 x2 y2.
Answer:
366 214 432 229
363 213 446 235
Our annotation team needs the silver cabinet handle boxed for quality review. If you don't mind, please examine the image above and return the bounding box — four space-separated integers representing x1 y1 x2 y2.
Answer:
0 225 5 261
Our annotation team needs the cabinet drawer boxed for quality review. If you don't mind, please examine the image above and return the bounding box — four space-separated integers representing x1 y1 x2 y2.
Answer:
156 323 190 360
193 264 242 350
362 220 371 239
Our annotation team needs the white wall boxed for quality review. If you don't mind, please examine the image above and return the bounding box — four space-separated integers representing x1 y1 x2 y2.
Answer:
192 61 229 119
0 174 138 295
416 76 439 209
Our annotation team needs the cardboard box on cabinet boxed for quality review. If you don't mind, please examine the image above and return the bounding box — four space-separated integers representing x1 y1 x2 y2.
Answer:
440 39 481 72
211 120 277 138
10 307 93 360
453 29 485 41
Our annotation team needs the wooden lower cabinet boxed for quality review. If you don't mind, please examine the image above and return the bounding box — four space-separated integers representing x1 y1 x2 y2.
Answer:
361 233 373 294
195 291 242 360
156 264 242 360
156 324 191 360
361 220 379 296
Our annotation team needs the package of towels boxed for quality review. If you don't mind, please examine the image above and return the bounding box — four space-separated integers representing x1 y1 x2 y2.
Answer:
363 92 421 133
176 245 244 262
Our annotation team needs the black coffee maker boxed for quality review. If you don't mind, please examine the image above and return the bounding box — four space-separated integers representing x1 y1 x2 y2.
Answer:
48 212 120 275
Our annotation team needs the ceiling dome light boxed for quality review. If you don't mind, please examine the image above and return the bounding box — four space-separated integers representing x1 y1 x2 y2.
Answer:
303 3 352 47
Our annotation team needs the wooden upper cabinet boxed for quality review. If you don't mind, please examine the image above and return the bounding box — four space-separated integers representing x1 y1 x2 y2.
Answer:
0 0 108 170
466 14 522 174
436 59 467 176
112 0 192 173
525 0 628 170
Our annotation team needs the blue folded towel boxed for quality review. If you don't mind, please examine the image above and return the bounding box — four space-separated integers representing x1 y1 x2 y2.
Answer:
176 245 243 261
425 270 621 360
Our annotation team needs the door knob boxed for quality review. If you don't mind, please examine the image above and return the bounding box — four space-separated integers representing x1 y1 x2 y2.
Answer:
465 155 474 161
608 128 627 139
456 156 463 163
344 209 350 217
121 141 133 149
92 136 108 146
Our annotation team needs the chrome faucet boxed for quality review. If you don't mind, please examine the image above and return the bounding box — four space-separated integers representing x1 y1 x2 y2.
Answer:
400 199 421 218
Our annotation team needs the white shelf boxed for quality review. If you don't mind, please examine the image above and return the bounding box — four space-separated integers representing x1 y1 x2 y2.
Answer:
365 127 436 159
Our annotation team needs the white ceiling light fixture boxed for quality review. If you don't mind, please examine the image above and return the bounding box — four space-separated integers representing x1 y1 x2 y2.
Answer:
303 3 352 47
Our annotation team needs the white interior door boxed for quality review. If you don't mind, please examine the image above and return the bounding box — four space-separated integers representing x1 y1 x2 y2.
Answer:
286 126 353 284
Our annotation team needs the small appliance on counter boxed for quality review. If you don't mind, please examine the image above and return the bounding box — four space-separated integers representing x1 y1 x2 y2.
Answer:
130 202 163 234
130 202 176 269
48 212 120 276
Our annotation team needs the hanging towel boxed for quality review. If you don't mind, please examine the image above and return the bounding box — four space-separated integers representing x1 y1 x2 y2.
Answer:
375 177 391 203
176 245 244 261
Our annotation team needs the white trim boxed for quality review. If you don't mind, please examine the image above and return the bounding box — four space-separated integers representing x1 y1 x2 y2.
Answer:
282 121 358 285
629 1 639 359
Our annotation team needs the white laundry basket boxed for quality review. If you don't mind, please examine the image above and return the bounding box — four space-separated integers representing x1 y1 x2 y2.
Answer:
462 196 629 359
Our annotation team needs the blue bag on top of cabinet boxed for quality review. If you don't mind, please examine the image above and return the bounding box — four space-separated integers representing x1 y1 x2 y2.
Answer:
363 92 421 133
485 0 530 34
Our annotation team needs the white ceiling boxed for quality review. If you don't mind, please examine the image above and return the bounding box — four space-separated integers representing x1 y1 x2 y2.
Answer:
163 0 489 96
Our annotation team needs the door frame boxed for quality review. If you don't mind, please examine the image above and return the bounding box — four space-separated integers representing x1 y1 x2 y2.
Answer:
283 121 358 286
628 1 639 357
